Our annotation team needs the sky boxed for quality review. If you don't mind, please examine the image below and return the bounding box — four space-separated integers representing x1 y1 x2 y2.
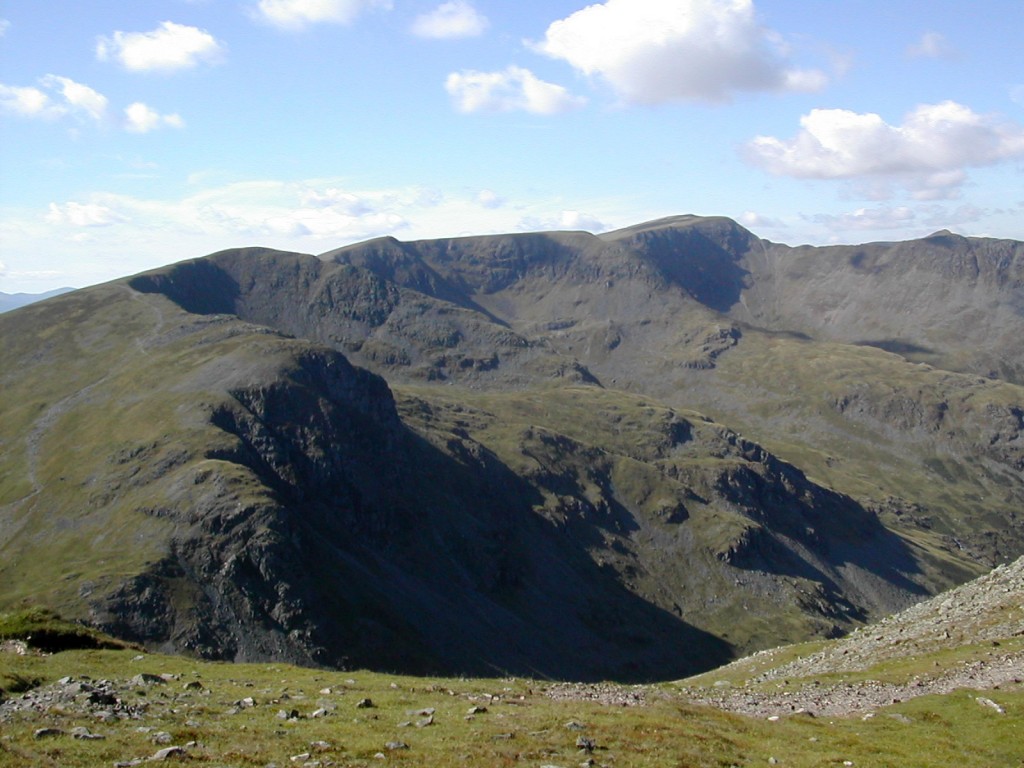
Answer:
1 0 1023 293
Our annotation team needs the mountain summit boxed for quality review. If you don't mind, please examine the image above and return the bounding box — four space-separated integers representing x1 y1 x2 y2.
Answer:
1 216 1022 680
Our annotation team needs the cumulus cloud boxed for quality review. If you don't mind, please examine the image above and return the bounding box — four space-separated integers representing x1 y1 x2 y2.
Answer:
532 0 826 104
0 83 61 118
253 0 391 29
96 21 224 72
412 1 488 39
907 31 956 59
745 101 1024 197
445 66 586 114
0 18 10 37
37 75 108 121
124 102 184 133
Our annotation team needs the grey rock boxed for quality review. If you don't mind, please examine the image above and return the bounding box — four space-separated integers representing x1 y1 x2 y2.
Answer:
151 746 187 760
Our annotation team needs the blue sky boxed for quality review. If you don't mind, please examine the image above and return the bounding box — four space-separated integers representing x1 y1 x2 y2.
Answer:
1 0 1022 292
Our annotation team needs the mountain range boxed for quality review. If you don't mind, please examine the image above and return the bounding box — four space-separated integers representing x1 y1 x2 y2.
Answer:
1 214 1022 681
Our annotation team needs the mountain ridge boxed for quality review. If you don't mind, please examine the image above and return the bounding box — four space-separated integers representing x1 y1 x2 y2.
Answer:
1 214 1022 680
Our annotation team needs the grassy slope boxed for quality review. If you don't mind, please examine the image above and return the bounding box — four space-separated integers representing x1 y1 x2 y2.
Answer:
0 285 307 616
676 331 1024 562
1 638 1020 767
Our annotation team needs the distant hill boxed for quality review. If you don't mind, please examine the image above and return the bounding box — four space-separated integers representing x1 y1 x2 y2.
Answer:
1 216 1022 680
0 287 76 313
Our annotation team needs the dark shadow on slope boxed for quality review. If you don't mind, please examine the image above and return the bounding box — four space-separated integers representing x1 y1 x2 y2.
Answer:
294 428 735 682
130 258 241 315
853 339 937 357
712 454 929 603
621 220 754 313
323 237 514 329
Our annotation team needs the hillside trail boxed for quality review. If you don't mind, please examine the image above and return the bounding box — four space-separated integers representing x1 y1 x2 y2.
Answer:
549 558 1024 717
542 649 1023 718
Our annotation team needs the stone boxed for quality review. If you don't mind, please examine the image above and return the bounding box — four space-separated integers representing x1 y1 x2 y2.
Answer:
576 735 596 753
151 746 187 761
976 696 1006 714
70 726 105 740
356 698 375 709
33 727 65 739
384 741 409 750
130 674 166 687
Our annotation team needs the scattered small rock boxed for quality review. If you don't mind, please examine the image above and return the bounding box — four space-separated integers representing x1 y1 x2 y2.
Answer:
356 698 375 709
33 727 65 739
130 674 166 687
976 696 1006 714
151 745 187 761
384 741 409 750
70 726 105 740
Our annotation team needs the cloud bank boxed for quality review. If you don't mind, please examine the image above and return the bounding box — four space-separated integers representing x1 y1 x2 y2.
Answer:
533 0 826 104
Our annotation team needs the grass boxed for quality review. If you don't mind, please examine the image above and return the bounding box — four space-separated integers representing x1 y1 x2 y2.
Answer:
0 608 136 654
0 643 1020 768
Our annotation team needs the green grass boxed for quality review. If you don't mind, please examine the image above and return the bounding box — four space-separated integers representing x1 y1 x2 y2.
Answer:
0 644 1020 767
0 608 136 654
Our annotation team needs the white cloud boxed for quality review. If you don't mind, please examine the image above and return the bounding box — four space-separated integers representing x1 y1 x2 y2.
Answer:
38 75 108 121
412 1 488 39
745 101 1024 197
124 102 185 133
518 210 607 232
813 205 916 232
46 201 127 227
0 18 10 37
477 189 504 209
0 83 62 118
253 0 391 29
907 31 955 59
96 21 224 72
1011 84 1024 108
301 187 374 215
738 211 784 229
532 0 827 104
445 66 586 114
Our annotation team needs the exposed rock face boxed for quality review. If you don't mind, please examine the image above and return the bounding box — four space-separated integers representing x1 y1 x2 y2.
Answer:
2 215 1023 680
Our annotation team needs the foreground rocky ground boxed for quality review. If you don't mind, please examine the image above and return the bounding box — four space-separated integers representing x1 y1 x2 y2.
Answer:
1 556 1021 767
